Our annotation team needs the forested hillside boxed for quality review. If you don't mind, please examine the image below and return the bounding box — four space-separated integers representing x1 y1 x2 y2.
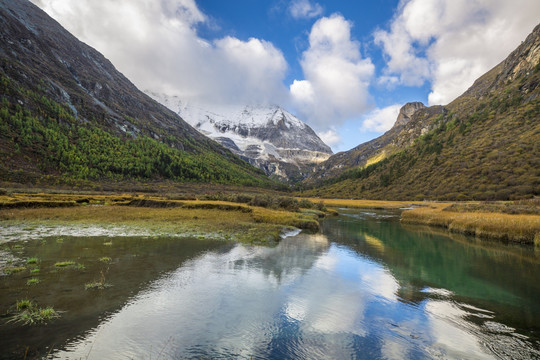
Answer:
0 0 274 189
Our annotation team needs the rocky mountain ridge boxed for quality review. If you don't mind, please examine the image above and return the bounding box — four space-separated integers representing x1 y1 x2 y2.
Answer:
306 101 445 184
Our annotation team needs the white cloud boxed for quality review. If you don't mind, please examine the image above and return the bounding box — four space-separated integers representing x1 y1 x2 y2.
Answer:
361 104 401 132
288 0 323 20
375 0 540 105
377 75 400 89
214 37 288 103
317 128 341 147
290 14 375 128
30 0 288 105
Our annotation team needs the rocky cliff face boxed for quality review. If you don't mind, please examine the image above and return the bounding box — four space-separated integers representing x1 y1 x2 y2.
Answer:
394 102 426 127
147 94 333 182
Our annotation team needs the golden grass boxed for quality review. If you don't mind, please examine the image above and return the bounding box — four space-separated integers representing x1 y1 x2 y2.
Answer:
402 205 540 245
298 198 428 209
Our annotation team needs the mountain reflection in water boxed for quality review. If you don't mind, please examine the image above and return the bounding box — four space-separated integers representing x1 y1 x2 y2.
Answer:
49 210 540 359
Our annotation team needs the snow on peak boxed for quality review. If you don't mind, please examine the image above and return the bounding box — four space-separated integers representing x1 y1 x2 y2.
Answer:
145 92 306 131
145 91 332 180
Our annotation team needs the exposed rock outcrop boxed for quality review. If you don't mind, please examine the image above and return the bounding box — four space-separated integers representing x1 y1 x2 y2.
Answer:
394 102 426 127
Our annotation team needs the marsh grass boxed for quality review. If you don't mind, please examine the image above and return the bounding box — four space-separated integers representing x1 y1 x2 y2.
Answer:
3 266 26 275
99 257 112 263
299 198 427 209
16 299 32 311
26 277 40 285
103 241 113 246
54 261 84 270
0 198 325 243
9 300 60 325
402 205 540 244
85 270 111 290
443 200 540 215
26 257 39 264
54 261 76 267
30 268 40 274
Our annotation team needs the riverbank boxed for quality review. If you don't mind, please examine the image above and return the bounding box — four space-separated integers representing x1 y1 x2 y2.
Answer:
401 203 540 245
300 198 540 245
297 198 427 209
0 192 321 245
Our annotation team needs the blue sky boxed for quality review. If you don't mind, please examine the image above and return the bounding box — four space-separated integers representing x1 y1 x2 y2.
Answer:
32 0 540 152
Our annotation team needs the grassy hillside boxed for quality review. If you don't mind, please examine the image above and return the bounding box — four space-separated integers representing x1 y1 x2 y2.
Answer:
301 25 540 201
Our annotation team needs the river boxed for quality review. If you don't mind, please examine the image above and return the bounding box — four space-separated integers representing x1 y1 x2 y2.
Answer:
1 208 539 359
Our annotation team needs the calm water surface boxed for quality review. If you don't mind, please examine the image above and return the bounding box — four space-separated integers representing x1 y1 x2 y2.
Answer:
1 209 539 359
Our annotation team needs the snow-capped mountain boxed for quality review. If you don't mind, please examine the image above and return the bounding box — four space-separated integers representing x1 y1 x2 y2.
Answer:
147 93 333 181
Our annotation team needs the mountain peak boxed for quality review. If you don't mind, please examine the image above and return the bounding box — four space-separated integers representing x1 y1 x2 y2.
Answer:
394 102 426 127
146 93 332 181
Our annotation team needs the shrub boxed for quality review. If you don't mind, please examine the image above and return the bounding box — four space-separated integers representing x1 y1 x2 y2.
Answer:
234 194 253 204
277 197 299 211
315 201 326 211
298 199 314 209
249 194 273 208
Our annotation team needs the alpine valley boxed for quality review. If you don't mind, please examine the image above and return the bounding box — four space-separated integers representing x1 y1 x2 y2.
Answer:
0 0 538 201
1 2 540 359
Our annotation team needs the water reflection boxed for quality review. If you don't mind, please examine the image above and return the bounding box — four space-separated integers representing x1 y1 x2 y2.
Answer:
50 214 540 359
4 209 538 359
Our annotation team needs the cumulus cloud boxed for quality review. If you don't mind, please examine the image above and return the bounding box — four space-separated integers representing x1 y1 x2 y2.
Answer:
361 104 401 132
291 14 375 128
288 0 323 20
317 128 341 147
375 0 540 105
30 0 288 105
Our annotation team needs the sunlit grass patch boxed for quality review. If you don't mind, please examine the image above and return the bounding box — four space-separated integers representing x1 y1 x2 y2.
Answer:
99 257 112 263
365 151 387 167
402 205 540 244
298 198 426 210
